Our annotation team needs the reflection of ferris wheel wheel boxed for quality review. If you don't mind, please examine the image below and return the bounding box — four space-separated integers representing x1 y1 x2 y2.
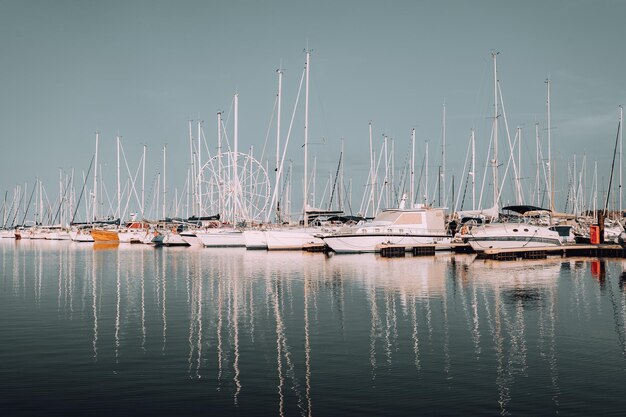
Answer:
199 151 270 223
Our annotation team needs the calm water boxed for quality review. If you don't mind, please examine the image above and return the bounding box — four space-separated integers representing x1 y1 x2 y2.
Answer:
1 240 626 416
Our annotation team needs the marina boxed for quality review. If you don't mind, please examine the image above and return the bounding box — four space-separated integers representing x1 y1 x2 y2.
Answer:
5 1 626 415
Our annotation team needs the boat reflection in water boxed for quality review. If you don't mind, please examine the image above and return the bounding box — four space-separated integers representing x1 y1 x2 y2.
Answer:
1 240 626 416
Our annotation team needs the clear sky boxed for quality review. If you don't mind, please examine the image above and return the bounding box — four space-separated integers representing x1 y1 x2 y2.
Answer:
1 0 625 220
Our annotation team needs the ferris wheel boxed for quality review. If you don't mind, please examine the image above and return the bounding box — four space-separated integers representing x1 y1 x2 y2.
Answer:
198 151 271 224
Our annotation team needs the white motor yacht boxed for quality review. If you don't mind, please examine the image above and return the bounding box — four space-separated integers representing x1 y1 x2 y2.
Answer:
322 205 450 254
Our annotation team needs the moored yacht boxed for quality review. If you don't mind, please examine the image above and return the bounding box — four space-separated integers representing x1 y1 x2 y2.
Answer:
462 206 563 252
321 205 450 254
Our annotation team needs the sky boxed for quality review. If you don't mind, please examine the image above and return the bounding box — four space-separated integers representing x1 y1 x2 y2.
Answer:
2 0 626 222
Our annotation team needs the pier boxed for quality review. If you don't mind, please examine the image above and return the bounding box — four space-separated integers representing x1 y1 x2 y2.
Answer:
377 243 471 257
377 243 626 260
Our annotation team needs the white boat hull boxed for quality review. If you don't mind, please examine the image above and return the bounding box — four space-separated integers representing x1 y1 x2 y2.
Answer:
323 233 450 254
196 229 245 247
265 229 324 250
466 223 563 252
180 231 202 247
243 230 268 250
69 229 95 242
162 232 189 246
118 230 148 244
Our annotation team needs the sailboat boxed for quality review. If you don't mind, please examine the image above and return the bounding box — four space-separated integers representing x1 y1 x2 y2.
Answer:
463 205 563 252
462 53 563 253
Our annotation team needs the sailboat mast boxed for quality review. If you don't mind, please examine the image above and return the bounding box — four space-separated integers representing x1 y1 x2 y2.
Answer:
383 135 389 208
516 126 523 204
234 93 239 225
492 51 499 208
546 78 553 212
425 140 429 204
218 111 223 217
619 105 624 217
116 135 121 220
188 121 195 215
369 122 375 216
471 128 476 210
163 145 167 219
411 128 415 209
93 132 99 222
276 67 283 222
441 103 446 207
142 144 146 218
197 120 202 217
535 123 540 207
303 49 310 224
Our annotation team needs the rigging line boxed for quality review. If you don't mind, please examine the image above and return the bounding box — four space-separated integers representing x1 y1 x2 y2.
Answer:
71 155 95 224
267 64 306 223
20 180 37 226
328 151 342 210
52 172 73 226
455 134 473 212
9 187 25 228
414 152 427 206
604 121 621 215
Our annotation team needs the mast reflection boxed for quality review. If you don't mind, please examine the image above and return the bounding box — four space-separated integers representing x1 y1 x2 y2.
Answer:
4 239 626 416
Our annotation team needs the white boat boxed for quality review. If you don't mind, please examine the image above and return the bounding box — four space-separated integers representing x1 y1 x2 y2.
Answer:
465 222 563 252
43 225 71 240
118 221 150 244
265 227 325 250
242 229 268 250
322 206 450 254
180 230 202 247
0 229 15 239
196 228 245 247
162 230 190 247
69 228 95 242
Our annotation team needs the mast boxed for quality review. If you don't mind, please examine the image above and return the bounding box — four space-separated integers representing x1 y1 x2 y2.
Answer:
234 93 239 225
188 120 196 216
383 135 389 208
340 138 344 211
162 144 167 219
619 105 624 217
218 111 223 217
441 102 446 207
303 48 311 224
276 66 284 222
197 120 202 217
116 135 121 220
492 51 499 208
546 78 553 212
411 128 415 209
516 126 523 204
93 132 99 221
535 123 540 207
369 122 375 216
425 140 429 204
142 144 146 218
471 129 476 210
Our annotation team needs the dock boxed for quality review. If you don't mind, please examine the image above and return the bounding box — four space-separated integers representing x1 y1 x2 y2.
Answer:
377 242 626 260
377 243 471 258
475 244 626 261
302 242 328 253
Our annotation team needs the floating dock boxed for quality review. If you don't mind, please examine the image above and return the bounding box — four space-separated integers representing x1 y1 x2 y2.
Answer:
377 243 471 258
302 242 328 252
475 244 626 261
377 242 626 260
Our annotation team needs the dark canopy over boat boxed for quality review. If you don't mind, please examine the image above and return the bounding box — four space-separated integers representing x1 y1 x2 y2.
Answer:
502 205 551 215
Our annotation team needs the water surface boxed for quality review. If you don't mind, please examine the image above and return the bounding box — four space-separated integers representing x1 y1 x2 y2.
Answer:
1 240 626 416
